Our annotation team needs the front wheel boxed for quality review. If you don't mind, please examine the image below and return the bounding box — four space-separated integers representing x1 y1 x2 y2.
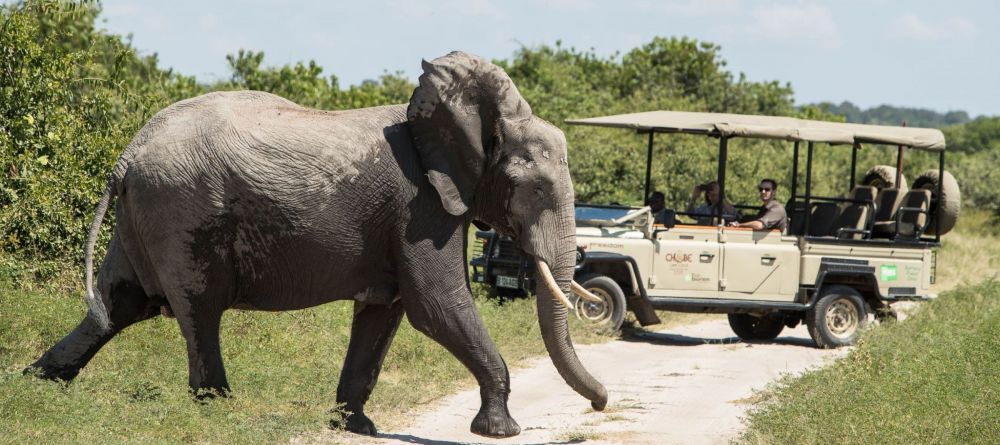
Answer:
807 285 868 348
571 274 626 333
728 313 785 341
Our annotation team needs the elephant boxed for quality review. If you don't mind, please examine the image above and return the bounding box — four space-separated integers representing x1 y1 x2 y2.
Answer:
25 51 607 438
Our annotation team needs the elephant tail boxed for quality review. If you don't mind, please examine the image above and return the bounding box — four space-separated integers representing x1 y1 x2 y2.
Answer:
84 180 116 332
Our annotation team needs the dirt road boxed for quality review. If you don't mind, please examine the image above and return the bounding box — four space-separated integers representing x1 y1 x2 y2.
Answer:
321 317 850 445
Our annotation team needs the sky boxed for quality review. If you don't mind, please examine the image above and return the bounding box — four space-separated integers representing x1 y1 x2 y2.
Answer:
96 0 1000 117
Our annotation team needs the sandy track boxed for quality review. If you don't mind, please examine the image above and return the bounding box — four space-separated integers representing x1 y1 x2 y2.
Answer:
318 318 850 445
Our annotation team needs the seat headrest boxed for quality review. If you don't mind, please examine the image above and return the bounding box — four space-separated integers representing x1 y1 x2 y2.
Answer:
848 185 877 201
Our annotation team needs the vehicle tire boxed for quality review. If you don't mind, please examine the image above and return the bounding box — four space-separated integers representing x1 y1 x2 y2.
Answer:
727 313 784 341
807 285 868 348
860 165 908 190
571 274 627 333
912 169 961 236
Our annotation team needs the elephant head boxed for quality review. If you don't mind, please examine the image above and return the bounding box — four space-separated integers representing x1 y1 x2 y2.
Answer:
407 52 607 410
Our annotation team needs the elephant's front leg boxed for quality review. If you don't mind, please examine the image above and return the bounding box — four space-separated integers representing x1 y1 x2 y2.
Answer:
401 284 519 438
334 301 405 436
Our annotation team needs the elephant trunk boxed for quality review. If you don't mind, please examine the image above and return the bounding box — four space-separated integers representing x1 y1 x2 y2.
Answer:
530 207 607 411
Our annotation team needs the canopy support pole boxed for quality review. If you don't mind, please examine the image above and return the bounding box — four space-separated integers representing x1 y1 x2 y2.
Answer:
896 145 905 188
791 141 799 202
804 142 814 237
850 143 859 192
644 131 654 203
716 136 728 226
936 151 944 243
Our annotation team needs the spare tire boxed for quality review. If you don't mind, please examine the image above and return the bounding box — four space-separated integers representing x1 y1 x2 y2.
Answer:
912 169 960 236
860 165 908 190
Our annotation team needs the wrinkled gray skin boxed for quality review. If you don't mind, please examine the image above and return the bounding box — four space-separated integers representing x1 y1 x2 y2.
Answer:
26 52 606 438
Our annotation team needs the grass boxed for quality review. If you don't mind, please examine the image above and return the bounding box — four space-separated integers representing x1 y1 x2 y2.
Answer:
557 428 605 442
736 210 1000 445
0 250 616 444
736 280 1000 445
932 210 1000 291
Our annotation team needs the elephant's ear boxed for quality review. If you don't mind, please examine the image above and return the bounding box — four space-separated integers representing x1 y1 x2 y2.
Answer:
407 51 532 216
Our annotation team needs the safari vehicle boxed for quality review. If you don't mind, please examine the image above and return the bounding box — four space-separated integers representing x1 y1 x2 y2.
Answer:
471 111 960 348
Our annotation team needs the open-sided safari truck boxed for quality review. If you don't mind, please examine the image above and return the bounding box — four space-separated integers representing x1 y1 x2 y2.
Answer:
471 111 960 348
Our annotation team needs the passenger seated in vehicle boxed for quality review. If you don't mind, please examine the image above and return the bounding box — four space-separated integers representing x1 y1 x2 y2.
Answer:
729 178 787 231
646 191 669 225
686 181 737 225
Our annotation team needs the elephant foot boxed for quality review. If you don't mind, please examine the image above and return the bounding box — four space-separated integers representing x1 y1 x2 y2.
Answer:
331 411 378 436
191 386 230 402
471 402 520 438
22 363 80 383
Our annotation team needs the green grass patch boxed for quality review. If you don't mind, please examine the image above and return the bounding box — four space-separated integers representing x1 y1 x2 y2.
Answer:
0 252 615 444
737 279 1000 445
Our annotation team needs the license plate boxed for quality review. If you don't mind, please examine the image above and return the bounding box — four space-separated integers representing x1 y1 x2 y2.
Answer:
496 275 520 289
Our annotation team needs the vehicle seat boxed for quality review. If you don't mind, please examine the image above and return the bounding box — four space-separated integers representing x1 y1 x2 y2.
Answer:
829 186 877 239
871 188 905 238
894 189 932 239
785 200 806 235
807 202 841 237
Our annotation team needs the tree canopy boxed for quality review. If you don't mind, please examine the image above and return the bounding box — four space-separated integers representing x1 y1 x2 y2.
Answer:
1 1 996 261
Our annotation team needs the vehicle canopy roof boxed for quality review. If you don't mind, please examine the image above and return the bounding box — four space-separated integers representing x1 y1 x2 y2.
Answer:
566 111 945 151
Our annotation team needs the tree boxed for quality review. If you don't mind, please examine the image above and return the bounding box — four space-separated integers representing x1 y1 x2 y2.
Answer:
0 0 197 258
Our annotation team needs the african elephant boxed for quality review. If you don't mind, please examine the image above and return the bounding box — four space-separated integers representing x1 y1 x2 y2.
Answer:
25 51 606 438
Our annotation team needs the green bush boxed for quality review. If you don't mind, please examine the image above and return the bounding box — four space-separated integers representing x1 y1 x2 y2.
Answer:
0 1 197 260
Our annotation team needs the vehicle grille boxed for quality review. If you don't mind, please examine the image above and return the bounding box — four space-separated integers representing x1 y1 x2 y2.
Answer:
491 236 522 262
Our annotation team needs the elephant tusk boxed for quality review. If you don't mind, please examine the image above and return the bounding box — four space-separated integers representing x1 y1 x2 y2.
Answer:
535 259 574 310
571 281 604 303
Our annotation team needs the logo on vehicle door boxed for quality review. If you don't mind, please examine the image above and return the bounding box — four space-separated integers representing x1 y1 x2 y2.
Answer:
665 252 693 263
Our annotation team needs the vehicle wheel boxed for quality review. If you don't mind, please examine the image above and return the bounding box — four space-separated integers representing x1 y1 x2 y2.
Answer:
912 169 961 236
860 165 908 190
727 313 784 341
807 285 868 348
571 274 626 333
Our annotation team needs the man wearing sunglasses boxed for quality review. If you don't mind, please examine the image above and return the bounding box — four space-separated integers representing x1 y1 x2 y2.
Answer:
728 179 787 231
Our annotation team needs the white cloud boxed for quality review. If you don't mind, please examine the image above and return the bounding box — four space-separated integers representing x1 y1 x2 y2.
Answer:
631 0 741 16
387 0 503 20
541 0 596 12
198 15 217 32
744 2 841 49
666 0 742 16
456 0 504 19
890 13 977 41
101 2 142 19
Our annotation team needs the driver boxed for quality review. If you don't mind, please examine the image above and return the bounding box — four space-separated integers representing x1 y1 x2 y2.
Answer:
645 191 668 224
729 179 787 231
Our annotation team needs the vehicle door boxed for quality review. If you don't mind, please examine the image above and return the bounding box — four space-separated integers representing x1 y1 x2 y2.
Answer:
651 225 721 295
720 228 800 301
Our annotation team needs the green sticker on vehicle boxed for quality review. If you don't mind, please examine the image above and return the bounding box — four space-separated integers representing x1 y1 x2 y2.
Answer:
880 264 898 281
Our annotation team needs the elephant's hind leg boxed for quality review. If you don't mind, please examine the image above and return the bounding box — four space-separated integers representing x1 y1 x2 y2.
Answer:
26 236 159 381
333 301 405 436
170 296 230 398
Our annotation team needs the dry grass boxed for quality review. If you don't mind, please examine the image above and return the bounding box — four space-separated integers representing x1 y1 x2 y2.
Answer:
932 210 1000 291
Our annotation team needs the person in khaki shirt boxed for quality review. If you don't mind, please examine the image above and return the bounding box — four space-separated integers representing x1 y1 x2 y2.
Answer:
728 179 787 231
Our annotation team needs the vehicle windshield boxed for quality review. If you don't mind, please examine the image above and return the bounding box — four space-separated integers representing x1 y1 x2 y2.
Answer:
574 204 636 223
